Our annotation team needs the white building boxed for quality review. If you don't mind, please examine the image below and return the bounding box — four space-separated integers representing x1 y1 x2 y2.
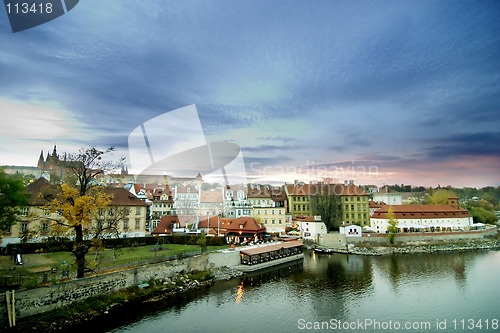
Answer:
223 185 251 218
373 185 402 205
370 201 473 233
293 215 328 242
340 223 362 237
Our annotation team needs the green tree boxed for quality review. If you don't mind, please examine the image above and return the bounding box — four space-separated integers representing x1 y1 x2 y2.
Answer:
196 233 207 253
46 147 123 278
310 184 341 231
426 189 457 205
468 206 498 224
0 169 29 242
386 207 398 244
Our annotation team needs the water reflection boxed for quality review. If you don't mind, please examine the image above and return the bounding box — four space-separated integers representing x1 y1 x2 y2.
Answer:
373 251 479 290
235 282 244 303
109 250 500 333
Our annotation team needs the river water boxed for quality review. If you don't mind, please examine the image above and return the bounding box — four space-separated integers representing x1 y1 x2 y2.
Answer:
109 250 500 333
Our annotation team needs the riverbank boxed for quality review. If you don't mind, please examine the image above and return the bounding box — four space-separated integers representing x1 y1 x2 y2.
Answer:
347 239 500 256
2 267 243 333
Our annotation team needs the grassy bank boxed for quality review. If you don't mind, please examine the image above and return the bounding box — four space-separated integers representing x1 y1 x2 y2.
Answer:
0 244 228 289
3 270 215 333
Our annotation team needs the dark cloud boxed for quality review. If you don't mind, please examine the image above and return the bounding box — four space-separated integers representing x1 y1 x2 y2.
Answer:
1 0 499 186
426 132 500 159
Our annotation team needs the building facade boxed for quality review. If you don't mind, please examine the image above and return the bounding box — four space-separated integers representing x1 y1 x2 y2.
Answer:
370 201 473 233
4 179 148 246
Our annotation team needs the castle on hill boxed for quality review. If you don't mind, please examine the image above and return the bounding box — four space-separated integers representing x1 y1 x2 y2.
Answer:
36 145 75 181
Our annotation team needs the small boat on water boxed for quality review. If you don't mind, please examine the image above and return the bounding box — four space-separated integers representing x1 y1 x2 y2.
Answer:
313 248 334 254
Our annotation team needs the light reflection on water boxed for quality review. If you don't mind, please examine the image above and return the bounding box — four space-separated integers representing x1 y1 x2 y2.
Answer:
110 250 500 333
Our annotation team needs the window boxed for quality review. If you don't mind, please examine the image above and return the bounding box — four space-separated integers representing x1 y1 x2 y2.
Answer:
357 197 360 201
136 207 141 215
135 219 140 230
21 223 28 232
272 219 275 224
124 220 129 229
351 204 354 210
42 222 49 232
272 210 275 215
21 207 28 216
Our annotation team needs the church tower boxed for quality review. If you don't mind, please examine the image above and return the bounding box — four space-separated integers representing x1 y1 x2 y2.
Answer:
37 150 45 169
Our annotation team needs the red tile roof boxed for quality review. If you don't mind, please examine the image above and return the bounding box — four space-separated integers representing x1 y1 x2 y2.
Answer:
25 178 60 206
151 215 194 234
369 200 387 208
225 217 266 234
292 215 321 223
151 215 180 235
371 205 471 219
104 187 148 206
198 216 231 230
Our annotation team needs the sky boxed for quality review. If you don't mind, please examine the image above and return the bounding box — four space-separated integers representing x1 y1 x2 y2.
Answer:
0 0 499 188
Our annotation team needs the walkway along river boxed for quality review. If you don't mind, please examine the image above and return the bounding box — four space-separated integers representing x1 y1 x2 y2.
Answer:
108 249 500 333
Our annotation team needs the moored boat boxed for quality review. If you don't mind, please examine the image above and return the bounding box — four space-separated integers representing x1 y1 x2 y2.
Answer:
313 248 334 254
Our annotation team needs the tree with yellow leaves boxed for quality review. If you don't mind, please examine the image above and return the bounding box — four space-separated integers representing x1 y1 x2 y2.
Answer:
46 147 123 278
386 206 398 245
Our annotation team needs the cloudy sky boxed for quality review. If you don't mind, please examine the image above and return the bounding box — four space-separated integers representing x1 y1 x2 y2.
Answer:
0 0 499 187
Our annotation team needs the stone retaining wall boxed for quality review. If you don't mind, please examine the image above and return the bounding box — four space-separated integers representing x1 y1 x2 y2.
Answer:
319 226 497 248
0 250 240 321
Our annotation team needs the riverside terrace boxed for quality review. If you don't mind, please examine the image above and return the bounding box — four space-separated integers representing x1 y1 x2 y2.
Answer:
239 240 303 266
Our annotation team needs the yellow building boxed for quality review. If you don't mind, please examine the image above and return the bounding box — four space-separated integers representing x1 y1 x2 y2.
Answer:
285 182 314 216
285 181 370 227
248 184 287 234
340 184 370 226
4 178 148 245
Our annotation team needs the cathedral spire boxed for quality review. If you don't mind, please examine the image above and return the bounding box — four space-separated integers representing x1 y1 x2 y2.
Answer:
37 150 45 169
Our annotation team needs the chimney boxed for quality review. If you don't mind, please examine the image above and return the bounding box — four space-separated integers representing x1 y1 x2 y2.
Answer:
448 196 459 209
